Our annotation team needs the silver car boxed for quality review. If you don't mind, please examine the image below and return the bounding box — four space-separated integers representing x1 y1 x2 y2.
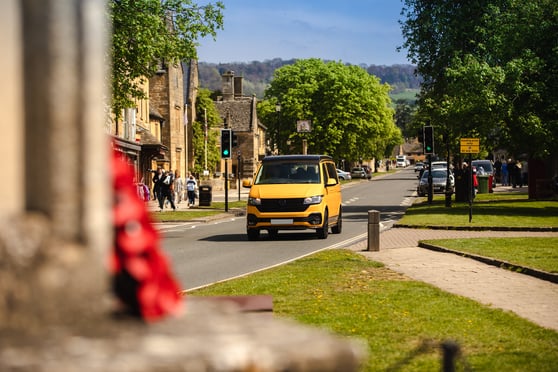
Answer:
417 169 455 196
350 167 367 179
336 169 352 180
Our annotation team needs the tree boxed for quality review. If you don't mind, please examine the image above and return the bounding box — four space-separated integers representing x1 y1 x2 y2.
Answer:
400 0 558 160
109 0 224 117
192 89 221 175
258 59 401 163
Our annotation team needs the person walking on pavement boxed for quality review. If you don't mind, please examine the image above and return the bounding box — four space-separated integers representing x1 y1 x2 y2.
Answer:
153 168 176 211
164 170 175 208
501 159 508 186
152 167 165 210
185 174 197 207
173 170 184 204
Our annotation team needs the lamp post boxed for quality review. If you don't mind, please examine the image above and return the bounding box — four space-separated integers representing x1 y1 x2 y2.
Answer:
275 102 281 154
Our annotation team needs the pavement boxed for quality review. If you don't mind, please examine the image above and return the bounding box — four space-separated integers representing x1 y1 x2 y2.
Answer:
348 228 558 332
150 182 558 332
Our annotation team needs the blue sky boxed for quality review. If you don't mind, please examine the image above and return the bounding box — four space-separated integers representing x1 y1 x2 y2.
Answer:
196 0 410 66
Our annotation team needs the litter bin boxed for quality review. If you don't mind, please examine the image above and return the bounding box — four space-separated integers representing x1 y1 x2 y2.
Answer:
477 175 489 194
198 185 212 206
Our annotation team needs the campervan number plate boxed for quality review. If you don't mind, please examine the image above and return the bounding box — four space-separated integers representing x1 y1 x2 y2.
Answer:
271 219 293 225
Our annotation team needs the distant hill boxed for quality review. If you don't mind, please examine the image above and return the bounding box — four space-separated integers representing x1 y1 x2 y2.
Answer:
198 58 421 100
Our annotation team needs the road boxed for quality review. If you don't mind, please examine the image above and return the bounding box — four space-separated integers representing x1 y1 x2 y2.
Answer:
161 168 419 291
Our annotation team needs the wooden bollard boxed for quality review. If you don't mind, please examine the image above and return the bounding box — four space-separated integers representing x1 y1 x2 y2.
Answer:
367 210 380 251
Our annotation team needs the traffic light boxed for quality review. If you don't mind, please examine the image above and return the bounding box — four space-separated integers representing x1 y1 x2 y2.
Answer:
423 126 434 154
221 129 232 158
232 132 238 147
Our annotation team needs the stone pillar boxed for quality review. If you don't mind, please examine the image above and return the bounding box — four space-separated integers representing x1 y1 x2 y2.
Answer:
0 0 111 331
0 0 24 216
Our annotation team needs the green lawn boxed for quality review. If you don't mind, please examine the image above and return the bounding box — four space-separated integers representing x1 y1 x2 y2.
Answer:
190 249 558 371
149 200 247 222
422 237 558 273
399 193 558 228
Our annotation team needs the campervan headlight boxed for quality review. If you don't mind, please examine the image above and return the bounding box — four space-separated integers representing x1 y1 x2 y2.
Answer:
303 195 323 205
248 197 261 206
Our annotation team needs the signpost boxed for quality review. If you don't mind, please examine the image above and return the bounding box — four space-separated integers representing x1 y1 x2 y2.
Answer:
297 120 312 154
460 138 479 154
460 138 480 222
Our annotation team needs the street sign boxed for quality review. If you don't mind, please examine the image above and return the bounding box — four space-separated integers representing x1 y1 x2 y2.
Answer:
460 138 480 153
297 120 312 133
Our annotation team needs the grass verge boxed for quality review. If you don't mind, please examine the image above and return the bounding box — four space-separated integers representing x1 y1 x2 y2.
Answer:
398 193 558 228
421 237 558 273
149 200 246 222
190 249 558 371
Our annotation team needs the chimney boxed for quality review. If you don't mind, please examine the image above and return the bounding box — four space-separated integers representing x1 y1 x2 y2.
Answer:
234 76 243 98
222 70 234 101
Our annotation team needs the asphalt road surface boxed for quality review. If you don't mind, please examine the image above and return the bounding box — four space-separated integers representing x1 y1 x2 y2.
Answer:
161 168 419 290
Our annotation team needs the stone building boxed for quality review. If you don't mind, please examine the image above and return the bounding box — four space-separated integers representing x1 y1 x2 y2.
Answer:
214 71 267 180
149 60 186 177
183 59 199 172
110 78 168 185
110 59 193 191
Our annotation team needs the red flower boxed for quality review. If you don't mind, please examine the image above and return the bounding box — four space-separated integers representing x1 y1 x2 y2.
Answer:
110 151 183 321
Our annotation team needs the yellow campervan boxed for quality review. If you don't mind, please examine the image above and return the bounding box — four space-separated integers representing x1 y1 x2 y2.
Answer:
242 155 342 240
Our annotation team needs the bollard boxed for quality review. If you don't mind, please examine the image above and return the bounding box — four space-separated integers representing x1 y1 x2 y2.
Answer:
367 210 380 251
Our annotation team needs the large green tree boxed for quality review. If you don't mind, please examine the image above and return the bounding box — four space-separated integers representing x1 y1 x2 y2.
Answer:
109 0 223 117
400 0 557 160
258 59 401 163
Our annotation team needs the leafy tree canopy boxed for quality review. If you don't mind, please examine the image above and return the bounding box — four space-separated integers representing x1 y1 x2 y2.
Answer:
109 0 224 117
400 0 557 159
258 59 401 163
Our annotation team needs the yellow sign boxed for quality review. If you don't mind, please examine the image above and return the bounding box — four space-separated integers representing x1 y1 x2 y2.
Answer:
460 138 480 153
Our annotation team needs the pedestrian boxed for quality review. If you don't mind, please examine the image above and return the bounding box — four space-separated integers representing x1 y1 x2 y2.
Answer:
472 167 479 197
153 168 176 211
173 170 184 204
501 159 508 186
509 159 521 188
185 174 197 207
165 170 175 208
494 158 502 186
515 161 523 188
508 158 517 187
136 177 150 203
152 168 165 209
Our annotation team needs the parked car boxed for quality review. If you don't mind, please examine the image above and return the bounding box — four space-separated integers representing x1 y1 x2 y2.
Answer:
417 169 455 196
471 159 494 192
471 160 494 176
361 165 373 179
336 169 351 180
350 167 367 179
430 160 452 170
396 155 408 167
